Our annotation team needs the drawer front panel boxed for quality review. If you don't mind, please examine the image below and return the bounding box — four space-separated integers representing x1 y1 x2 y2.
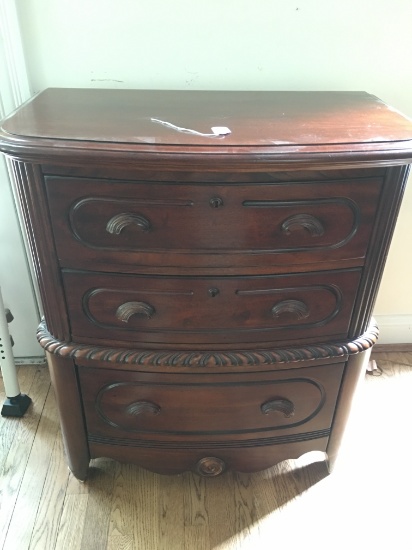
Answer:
79 363 345 441
46 176 382 269
64 269 361 345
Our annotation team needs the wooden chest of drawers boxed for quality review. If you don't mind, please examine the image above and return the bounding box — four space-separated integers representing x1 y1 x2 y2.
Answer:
1 89 411 479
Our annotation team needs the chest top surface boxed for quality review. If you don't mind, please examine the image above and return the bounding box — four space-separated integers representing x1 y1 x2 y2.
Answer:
1 89 412 168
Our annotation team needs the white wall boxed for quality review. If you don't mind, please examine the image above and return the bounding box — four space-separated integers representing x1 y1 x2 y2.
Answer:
13 0 412 342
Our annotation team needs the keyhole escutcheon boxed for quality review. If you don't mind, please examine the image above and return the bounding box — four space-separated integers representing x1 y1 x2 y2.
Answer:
208 288 220 298
209 197 224 208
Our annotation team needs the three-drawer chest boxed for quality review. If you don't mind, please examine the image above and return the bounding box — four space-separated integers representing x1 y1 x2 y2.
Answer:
1 89 412 479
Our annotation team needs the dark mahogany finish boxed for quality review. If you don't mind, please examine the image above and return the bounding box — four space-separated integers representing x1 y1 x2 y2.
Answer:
1 89 412 479
63 269 361 346
79 364 344 440
45 175 382 270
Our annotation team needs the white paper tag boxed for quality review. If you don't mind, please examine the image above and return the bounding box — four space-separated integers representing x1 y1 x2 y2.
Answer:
211 126 231 136
151 118 231 137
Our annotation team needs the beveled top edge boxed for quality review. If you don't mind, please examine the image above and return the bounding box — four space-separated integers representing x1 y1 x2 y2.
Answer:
1 88 412 158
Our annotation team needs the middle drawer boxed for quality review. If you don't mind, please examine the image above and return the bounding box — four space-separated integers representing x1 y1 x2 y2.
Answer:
63 269 361 346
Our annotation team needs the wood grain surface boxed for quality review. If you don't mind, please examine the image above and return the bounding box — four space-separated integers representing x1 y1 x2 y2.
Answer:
45 175 382 271
2 90 412 169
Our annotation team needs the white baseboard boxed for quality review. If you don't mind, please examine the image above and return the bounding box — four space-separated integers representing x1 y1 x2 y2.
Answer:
15 356 46 365
373 314 412 345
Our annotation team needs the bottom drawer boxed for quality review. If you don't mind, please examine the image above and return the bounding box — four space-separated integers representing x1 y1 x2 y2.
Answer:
79 363 345 443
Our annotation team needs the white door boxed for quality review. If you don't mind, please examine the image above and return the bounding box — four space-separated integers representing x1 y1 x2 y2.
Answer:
0 1 43 360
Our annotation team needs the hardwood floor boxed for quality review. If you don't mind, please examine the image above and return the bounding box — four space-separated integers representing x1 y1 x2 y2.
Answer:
1 352 411 550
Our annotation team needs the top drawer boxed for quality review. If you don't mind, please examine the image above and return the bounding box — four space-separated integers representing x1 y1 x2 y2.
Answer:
45 176 382 270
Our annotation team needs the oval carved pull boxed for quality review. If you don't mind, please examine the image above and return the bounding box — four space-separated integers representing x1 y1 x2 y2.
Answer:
106 213 151 235
261 398 295 418
116 301 156 322
125 401 161 416
196 457 226 477
271 299 309 320
281 214 325 237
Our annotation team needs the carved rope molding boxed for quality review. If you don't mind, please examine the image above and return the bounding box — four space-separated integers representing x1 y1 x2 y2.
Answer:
37 318 379 368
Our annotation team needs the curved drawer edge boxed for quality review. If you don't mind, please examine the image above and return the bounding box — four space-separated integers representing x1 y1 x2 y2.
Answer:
37 318 378 368
88 429 331 449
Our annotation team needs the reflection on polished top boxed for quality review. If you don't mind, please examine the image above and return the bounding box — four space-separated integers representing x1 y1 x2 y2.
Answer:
1 89 412 160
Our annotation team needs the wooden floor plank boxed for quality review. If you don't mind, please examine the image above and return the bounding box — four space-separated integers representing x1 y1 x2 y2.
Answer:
108 463 135 537
55 494 88 550
3 383 59 550
158 474 185 550
79 459 116 550
132 468 160 550
183 472 208 526
232 473 257 533
205 472 238 548
106 535 134 550
28 428 70 550
184 526 210 550
66 471 89 495
247 467 280 521
0 366 51 548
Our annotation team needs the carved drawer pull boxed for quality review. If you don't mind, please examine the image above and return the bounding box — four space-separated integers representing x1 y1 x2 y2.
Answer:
281 214 325 236
125 401 161 416
261 398 295 418
106 213 151 235
196 457 226 477
116 301 156 322
271 299 309 320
